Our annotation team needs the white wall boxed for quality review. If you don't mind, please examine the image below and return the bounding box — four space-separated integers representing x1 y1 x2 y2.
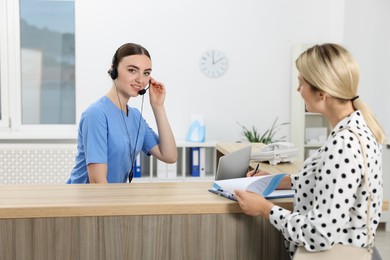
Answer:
343 0 390 139
75 0 388 143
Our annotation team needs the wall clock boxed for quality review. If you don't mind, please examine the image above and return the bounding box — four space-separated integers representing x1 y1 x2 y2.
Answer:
199 50 228 78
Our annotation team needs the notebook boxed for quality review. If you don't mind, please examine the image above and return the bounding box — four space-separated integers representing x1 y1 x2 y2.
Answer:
211 145 294 201
214 146 251 180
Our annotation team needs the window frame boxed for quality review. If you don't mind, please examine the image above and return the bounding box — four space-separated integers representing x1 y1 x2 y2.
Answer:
0 0 77 139
0 0 10 128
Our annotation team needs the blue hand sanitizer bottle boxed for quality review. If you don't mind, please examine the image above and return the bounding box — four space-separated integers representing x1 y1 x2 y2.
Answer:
186 115 205 142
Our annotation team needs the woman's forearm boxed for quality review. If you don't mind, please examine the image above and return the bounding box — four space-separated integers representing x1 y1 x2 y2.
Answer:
151 105 177 163
87 163 108 183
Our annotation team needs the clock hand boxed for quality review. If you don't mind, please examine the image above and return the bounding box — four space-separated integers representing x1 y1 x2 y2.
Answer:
212 51 215 64
214 57 225 64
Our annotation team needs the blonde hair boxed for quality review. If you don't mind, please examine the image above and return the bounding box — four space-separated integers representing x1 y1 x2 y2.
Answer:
296 43 386 144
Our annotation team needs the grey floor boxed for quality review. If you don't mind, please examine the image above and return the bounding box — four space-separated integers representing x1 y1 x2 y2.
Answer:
375 223 390 259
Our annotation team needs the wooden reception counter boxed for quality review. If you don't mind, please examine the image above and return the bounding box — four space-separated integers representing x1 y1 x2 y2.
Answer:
0 182 292 260
0 182 293 219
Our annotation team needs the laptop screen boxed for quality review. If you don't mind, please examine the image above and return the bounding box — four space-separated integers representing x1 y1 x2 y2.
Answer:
215 146 251 180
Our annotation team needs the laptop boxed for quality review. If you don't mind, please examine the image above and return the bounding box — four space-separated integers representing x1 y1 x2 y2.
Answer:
214 146 252 180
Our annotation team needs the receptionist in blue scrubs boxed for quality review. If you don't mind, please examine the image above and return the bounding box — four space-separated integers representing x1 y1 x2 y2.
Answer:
67 43 177 184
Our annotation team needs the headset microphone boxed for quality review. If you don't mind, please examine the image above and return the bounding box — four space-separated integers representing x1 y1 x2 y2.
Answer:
138 83 150 95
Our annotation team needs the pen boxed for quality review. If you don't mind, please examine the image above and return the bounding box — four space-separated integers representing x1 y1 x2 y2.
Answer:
252 164 260 176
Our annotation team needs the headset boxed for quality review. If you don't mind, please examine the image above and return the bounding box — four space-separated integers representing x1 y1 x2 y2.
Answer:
108 47 119 80
109 67 119 80
109 45 151 182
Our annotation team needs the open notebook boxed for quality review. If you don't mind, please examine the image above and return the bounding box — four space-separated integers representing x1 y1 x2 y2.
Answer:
209 173 294 201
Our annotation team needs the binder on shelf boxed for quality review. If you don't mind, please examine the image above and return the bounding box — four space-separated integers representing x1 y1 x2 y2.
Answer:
167 162 177 179
200 147 206 177
133 154 142 178
157 160 167 178
156 160 177 179
190 147 200 177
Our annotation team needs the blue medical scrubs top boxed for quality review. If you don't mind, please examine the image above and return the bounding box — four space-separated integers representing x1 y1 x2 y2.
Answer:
67 96 159 183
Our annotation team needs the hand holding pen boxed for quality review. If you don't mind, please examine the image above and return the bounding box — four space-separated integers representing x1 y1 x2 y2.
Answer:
246 163 269 177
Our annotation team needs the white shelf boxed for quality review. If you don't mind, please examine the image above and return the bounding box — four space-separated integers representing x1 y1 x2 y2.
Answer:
383 145 390 230
176 140 217 147
305 112 321 116
133 141 217 182
304 144 323 148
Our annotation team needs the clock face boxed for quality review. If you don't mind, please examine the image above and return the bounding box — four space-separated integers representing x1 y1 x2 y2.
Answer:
199 50 228 78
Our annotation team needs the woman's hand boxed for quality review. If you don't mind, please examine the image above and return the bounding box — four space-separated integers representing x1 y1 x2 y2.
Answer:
246 169 270 177
148 77 166 108
235 190 274 219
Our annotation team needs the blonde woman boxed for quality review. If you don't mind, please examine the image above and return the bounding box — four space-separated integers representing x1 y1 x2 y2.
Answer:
235 43 386 259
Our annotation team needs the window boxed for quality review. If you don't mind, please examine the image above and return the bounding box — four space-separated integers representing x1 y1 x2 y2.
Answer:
0 0 75 135
0 57 2 121
20 0 75 124
0 0 8 127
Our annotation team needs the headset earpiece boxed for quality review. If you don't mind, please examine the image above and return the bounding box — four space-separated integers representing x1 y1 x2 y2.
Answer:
109 68 118 80
109 47 119 80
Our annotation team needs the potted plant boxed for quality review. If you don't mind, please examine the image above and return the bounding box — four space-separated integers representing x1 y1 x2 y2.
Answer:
238 117 289 144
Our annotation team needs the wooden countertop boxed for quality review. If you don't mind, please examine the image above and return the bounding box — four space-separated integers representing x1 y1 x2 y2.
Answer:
0 182 293 219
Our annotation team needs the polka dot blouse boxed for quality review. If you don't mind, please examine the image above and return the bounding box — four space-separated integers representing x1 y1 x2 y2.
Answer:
269 110 383 258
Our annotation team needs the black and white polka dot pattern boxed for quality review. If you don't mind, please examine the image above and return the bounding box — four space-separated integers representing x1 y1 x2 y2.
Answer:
269 111 383 258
